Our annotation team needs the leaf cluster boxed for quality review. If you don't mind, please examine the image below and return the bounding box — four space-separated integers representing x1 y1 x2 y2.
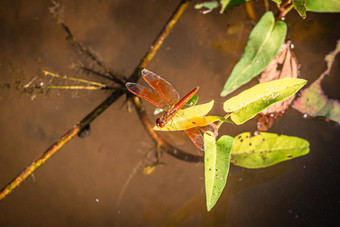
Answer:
195 0 340 16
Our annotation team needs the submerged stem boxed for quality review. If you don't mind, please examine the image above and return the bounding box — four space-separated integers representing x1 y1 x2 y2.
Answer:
129 0 192 82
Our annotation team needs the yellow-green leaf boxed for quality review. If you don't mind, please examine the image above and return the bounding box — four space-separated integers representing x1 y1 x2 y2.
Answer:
154 100 218 131
154 115 223 131
220 0 232 13
204 132 234 211
231 132 310 169
223 78 307 125
175 100 214 118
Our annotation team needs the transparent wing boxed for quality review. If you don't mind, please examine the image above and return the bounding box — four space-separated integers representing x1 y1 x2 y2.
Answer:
141 69 180 106
126 82 168 108
184 127 204 151
184 124 218 151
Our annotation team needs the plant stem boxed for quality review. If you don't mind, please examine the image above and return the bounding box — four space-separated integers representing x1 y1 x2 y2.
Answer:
284 4 294 14
129 0 191 82
215 114 231 129
276 0 293 20
43 70 107 87
245 1 257 21
0 0 192 201
44 85 103 90
264 0 269 11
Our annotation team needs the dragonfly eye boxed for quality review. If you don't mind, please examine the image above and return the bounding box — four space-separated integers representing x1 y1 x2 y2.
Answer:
156 118 166 128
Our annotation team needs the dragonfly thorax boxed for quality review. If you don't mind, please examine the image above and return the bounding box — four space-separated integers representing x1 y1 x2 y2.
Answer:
156 117 167 128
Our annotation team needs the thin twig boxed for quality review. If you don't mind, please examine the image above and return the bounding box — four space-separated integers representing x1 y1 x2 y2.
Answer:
245 1 257 21
284 4 295 15
264 0 269 11
43 70 106 87
42 70 118 90
276 0 292 20
129 0 192 82
43 85 105 90
0 0 192 201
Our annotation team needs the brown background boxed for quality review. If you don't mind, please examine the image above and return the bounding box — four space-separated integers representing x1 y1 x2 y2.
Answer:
0 0 339 226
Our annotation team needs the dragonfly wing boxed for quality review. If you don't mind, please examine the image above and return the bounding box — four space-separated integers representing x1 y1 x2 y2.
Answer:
201 124 219 138
184 124 219 151
141 69 180 106
184 127 204 151
126 82 168 108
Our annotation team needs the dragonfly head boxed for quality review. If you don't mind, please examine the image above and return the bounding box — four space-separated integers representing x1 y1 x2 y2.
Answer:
156 117 167 128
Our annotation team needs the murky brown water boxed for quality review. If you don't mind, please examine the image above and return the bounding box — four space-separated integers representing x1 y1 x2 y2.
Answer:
0 0 339 226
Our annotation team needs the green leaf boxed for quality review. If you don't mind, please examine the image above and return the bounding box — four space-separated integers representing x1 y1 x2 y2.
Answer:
185 95 198 107
231 132 310 169
272 0 282 3
220 0 250 13
196 0 249 14
223 78 307 124
194 1 219 10
195 1 219 14
306 0 340 12
292 0 306 18
204 132 234 211
220 0 232 13
220 11 287 97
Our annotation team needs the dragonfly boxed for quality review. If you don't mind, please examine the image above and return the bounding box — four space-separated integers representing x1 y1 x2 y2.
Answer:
126 69 218 151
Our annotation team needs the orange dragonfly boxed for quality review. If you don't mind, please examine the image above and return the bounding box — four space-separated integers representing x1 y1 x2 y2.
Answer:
126 69 217 151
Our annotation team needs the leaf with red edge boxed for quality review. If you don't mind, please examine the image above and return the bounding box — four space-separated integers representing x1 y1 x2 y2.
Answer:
293 40 340 123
